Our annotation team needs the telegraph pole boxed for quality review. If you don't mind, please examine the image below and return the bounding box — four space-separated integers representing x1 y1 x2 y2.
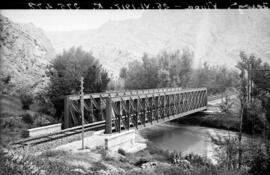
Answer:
238 68 246 169
80 77 85 150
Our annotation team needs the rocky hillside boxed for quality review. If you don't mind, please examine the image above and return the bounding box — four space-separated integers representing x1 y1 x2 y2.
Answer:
46 10 270 76
0 15 56 95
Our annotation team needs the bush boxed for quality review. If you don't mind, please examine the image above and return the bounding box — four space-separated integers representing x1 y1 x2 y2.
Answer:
32 114 57 128
147 143 174 162
89 161 107 172
184 153 212 167
1 116 27 129
20 111 57 128
21 113 34 125
0 148 35 175
249 154 270 175
0 116 29 144
41 150 68 158
247 143 270 175
134 158 149 166
20 93 33 110
35 92 56 116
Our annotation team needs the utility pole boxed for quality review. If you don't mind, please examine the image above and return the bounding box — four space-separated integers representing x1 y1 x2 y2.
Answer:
238 68 246 169
80 77 85 150
247 62 250 102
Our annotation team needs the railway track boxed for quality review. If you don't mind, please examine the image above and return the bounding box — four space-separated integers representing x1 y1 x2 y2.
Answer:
12 121 106 148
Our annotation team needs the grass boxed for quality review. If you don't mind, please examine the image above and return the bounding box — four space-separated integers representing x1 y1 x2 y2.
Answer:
40 150 69 158
0 94 58 146
0 141 251 175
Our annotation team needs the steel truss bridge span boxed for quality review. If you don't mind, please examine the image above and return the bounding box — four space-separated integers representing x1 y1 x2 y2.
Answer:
64 88 207 133
105 88 207 133
64 87 183 128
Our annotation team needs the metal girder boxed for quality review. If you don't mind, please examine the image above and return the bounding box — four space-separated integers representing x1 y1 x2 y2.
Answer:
64 87 207 129
64 87 185 128
68 87 183 100
106 88 207 133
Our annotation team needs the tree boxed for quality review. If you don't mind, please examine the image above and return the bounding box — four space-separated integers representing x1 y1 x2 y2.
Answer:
124 60 145 89
119 67 127 79
157 50 193 88
122 50 193 89
124 53 159 89
0 75 15 95
190 62 239 96
46 47 110 119
237 51 270 99
236 51 270 168
236 52 270 131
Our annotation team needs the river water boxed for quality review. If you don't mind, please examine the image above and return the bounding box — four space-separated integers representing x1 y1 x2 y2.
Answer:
139 122 247 163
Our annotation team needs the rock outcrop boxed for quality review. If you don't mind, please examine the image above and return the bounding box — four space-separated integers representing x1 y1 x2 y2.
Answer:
0 14 56 95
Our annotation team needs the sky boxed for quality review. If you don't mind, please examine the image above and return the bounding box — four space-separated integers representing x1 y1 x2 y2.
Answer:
1 10 144 31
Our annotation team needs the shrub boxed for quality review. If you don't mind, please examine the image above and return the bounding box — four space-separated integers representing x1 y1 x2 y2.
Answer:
147 143 174 162
41 150 68 158
134 158 148 166
89 161 107 172
1 117 26 129
96 146 107 158
249 154 270 175
185 153 212 167
32 113 57 128
35 92 56 116
20 93 33 110
0 148 41 175
21 111 57 128
247 144 270 175
21 113 34 125
0 116 29 144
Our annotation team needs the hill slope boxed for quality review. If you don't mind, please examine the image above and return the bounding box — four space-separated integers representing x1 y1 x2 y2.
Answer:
46 10 270 76
0 15 56 95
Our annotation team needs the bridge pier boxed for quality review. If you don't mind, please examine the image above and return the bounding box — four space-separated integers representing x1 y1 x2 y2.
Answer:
105 97 112 134
64 96 70 129
105 129 146 153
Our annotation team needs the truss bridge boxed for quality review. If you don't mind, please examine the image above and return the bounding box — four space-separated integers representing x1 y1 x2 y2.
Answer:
64 88 208 133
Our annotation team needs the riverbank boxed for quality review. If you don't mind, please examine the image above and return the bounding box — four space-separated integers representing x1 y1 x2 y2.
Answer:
175 112 240 133
2 123 265 175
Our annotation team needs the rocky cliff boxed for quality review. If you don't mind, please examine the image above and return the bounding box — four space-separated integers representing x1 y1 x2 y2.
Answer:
0 15 56 95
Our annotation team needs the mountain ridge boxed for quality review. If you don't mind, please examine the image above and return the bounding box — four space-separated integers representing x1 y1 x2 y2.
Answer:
45 10 270 76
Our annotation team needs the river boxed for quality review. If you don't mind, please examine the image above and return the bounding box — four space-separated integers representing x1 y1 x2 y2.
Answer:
139 121 251 163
